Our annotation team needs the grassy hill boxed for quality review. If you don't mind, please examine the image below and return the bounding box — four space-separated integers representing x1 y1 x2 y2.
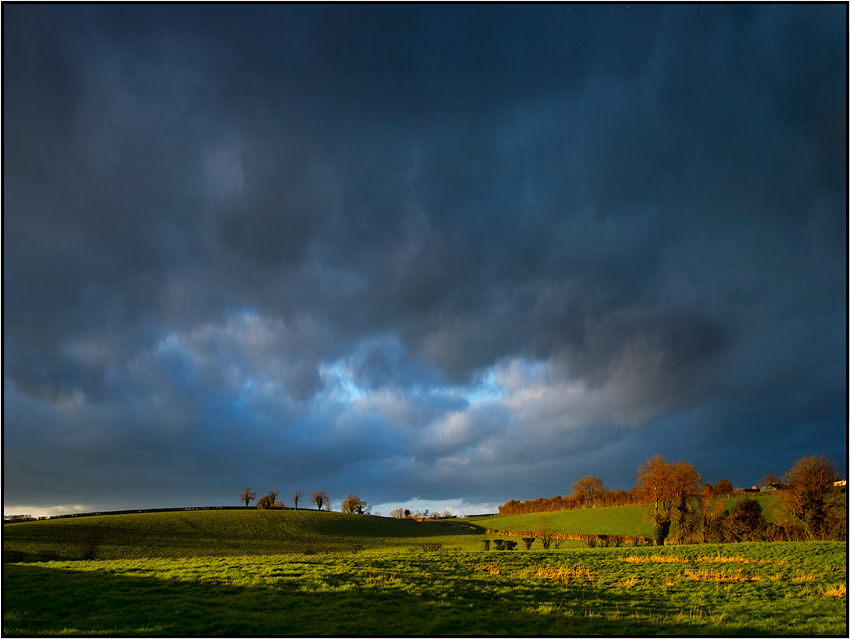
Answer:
462 494 793 538
3 494 802 563
462 504 655 538
3 507 846 635
2 509 481 561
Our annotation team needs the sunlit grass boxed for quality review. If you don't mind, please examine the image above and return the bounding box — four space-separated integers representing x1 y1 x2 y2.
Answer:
5 543 845 636
3 512 847 636
2 509 484 561
464 504 655 537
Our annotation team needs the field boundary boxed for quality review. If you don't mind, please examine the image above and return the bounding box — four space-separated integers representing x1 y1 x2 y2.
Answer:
3 505 309 522
485 528 653 546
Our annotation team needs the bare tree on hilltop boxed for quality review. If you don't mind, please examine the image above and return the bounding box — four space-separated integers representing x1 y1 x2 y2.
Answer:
311 489 329 511
292 489 303 510
239 487 256 508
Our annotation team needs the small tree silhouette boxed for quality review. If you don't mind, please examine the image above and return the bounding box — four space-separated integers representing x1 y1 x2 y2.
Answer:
239 487 256 507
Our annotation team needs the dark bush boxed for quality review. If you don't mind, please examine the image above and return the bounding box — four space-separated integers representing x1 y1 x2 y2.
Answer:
654 520 671 546
724 497 766 542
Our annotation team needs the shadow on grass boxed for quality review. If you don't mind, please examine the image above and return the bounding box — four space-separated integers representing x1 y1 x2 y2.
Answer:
3 562 791 636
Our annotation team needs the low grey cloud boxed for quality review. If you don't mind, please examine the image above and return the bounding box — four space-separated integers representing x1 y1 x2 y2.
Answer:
4 4 845 516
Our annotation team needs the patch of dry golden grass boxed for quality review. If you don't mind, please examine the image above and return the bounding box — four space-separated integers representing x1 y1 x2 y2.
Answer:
697 555 780 565
792 572 817 583
536 566 594 585
822 584 846 598
611 576 646 587
684 569 760 582
619 555 689 564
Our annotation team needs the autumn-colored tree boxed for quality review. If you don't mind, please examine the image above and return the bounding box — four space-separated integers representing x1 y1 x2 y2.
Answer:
341 493 367 514
311 489 329 511
713 478 735 496
636 454 702 545
780 455 843 540
239 487 256 508
572 475 605 508
256 489 280 509
699 483 726 543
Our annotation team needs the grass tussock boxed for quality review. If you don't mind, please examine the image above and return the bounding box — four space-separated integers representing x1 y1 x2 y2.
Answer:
366 571 396 584
684 569 760 582
611 576 645 587
620 555 689 564
697 555 780 565
792 571 817 582
535 566 594 584
822 584 846 598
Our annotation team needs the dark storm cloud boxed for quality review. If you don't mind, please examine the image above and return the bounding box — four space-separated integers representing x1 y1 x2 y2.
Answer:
4 4 845 514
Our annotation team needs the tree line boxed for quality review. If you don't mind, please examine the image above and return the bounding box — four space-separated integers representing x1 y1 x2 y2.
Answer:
499 454 845 545
238 488 370 514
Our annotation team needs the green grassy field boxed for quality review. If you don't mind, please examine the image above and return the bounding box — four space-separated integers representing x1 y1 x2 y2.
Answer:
464 503 656 537
3 509 846 635
2 509 482 561
467 494 796 538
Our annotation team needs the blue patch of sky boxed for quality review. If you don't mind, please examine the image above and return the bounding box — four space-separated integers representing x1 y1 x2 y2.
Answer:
320 361 368 404
463 368 505 404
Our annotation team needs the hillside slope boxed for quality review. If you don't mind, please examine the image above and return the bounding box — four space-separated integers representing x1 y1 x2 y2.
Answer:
464 494 793 538
464 504 655 538
3 509 479 561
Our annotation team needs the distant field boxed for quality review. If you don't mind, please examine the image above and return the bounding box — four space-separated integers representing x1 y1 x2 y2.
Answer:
2 496 804 564
463 504 656 537
465 494 797 538
2 509 482 561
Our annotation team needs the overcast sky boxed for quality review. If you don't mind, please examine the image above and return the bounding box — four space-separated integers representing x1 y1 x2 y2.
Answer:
4 4 846 517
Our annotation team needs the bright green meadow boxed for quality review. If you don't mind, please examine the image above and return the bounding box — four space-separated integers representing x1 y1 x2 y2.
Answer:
3 509 846 636
468 503 655 537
